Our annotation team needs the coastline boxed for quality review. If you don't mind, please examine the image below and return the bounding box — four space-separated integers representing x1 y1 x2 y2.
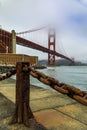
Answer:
0 78 87 130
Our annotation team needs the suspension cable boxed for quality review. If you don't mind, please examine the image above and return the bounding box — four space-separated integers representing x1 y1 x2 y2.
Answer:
16 25 48 35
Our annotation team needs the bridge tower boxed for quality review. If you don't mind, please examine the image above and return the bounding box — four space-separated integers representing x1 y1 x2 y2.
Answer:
48 29 56 65
0 29 16 53
11 30 16 53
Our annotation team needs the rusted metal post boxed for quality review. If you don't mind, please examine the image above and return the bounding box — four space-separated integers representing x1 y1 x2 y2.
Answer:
10 62 34 127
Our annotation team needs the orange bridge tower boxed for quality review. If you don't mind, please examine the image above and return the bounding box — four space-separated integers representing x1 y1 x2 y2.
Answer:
48 29 56 65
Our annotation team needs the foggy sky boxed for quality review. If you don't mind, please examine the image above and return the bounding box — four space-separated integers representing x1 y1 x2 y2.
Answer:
0 0 87 61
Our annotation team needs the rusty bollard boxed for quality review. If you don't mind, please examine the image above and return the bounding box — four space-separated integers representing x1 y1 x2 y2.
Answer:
10 62 34 127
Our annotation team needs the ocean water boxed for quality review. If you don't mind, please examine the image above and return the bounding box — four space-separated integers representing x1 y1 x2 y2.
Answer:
30 66 87 91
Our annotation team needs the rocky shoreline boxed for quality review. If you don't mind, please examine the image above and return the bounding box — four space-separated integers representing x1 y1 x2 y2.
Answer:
0 65 15 74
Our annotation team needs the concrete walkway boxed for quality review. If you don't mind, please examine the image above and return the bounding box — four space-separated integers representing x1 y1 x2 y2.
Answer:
0 78 87 130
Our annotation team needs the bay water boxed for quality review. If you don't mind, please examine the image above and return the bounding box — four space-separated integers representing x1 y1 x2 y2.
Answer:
30 66 87 91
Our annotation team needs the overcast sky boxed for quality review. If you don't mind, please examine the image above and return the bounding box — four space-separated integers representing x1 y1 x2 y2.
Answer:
0 0 87 61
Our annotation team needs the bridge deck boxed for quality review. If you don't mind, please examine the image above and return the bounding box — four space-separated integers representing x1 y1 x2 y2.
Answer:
0 79 87 130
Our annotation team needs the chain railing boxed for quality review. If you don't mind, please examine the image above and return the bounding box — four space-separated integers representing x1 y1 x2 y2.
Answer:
0 62 87 128
0 67 16 81
29 67 87 106
0 64 87 105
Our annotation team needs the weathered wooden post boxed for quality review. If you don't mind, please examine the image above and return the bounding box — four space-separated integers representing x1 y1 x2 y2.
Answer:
10 62 34 127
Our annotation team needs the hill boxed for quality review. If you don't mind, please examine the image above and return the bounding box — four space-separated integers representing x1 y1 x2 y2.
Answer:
39 59 87 66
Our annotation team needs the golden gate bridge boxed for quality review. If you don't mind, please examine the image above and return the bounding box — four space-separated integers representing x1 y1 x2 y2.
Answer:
0 26 73 65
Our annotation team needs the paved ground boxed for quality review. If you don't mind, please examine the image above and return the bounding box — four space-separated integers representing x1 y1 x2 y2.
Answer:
0 78 87 130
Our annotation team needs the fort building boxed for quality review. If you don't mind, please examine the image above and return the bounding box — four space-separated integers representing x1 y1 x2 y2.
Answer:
0 29 38 65
0 53 38 65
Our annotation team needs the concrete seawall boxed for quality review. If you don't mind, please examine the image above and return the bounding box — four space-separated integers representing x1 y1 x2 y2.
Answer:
0 78 87 130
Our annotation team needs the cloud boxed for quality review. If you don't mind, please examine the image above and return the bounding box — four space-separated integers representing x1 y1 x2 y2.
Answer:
0 0 87 60
0 1 1 6
59 32 87 59
77 0 87 7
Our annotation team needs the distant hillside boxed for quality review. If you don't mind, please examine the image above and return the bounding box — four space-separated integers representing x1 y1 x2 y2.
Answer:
39 59 87 66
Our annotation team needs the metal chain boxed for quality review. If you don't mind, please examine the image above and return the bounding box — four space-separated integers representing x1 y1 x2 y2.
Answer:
0 65 87 106
29 67 87 106
0 68 16 81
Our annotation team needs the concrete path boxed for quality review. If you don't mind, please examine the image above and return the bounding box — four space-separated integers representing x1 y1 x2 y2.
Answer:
0 78 87 130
